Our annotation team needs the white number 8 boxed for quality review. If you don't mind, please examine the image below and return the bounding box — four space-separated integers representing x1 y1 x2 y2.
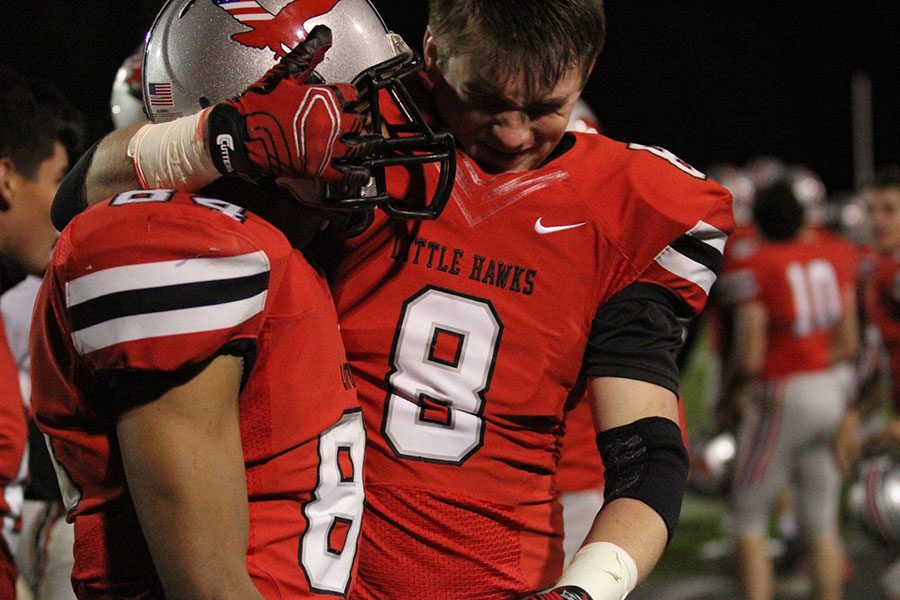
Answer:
301 410 365 594
384 287 502 465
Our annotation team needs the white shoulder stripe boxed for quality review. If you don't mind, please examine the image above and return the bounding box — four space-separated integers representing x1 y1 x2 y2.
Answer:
687 220 728 254
655 247 717 294
71 291 267 355
66 251 270 308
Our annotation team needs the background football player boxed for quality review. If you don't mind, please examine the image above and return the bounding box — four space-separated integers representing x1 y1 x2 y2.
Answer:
834 165 900 600
724 178 859 600
12 47 150 600
0 63 83 600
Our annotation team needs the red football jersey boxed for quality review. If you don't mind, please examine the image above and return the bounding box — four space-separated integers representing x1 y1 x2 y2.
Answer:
0 315 25 519
737 229 858 378
0 314 26 592
866 251 900 413
555 393 604 494
328 134 733 598
30 190 363 598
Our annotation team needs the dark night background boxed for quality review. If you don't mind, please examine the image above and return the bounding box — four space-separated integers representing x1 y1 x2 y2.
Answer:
1 1 897 195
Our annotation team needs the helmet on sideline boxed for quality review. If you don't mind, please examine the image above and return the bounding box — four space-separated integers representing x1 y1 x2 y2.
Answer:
110 46 145 129
688 431 737 498
786 164 828 227
142 0 455 220
745 155 788 190
706 163 756 227
567 98 601 134
847 455 900 546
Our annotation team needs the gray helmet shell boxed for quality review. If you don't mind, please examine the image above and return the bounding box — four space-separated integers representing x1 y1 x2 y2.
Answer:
143 0 402 123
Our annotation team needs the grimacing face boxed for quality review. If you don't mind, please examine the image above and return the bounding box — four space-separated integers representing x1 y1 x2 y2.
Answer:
423 30 586 174
866 185 900 253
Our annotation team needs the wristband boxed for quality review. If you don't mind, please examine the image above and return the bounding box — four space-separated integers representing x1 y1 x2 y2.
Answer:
554 542 638 600
127 109 220 191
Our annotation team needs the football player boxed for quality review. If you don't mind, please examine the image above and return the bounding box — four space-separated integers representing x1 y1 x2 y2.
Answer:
850 164 900 600
28 24 391 598
0 64 83 600
835 166 900 477
50 1 734 597
725 179 859 600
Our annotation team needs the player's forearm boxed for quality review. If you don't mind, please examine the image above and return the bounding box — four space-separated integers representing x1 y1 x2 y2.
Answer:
83 124 145 206
733 302 767 376
581 497 668 582
559 377 687 598
117 355 262 600
832 289 861 363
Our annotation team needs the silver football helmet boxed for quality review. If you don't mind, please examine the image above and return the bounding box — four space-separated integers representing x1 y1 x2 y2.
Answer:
706 163 756 227
688 431 737 498
786 164 828 227
567 98 600 134
142 0 455 220
110 46 146 129
848 455 900 546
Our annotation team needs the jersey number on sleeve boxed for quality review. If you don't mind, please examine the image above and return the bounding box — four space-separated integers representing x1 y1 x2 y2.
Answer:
786 259 842 336
383 287 503 465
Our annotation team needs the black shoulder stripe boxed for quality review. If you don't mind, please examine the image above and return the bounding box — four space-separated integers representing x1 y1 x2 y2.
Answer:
70 272 269 332
670 233 723 275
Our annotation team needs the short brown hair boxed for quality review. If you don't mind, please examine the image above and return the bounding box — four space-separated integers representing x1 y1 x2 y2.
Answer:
428 0 605 93
0 64 83 178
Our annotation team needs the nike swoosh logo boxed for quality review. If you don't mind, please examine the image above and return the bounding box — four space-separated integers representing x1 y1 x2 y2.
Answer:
534 217 586 234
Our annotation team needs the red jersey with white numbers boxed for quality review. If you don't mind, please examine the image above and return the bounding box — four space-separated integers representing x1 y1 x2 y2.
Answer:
328 133 733 598
30 190 363 598
867 251 900 412
740 229 858 378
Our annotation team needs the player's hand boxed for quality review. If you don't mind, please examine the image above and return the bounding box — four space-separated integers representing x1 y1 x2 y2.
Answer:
518 586 593 600
206 25 376 184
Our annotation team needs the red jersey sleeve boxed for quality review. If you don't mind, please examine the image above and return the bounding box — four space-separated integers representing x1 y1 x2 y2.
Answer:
597 143 735 317
47 189 292 378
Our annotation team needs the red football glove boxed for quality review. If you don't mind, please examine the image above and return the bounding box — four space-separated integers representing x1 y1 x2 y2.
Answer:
206 24 375 184
519 587 593 600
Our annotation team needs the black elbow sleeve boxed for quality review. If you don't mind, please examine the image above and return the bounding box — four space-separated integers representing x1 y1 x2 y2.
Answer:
597 416 689 544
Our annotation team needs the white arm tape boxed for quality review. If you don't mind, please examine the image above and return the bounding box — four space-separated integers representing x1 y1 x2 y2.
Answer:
127 108 220 191
555 542 638 600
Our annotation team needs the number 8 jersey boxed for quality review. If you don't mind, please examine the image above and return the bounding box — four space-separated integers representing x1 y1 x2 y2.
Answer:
326 133 734 598
29 190 364 598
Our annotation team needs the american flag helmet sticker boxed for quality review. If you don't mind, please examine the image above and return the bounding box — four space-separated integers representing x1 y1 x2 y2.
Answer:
147 82 174 107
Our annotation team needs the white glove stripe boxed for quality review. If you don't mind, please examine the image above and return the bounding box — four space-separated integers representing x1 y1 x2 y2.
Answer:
295 87 341 177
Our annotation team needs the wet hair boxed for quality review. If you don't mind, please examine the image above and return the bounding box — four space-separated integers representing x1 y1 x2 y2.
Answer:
0 64 84 178
427 0 605 93
753 180 804 242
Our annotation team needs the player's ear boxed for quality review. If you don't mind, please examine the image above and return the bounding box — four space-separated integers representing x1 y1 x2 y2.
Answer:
0 158 16 211
422 27 439 73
